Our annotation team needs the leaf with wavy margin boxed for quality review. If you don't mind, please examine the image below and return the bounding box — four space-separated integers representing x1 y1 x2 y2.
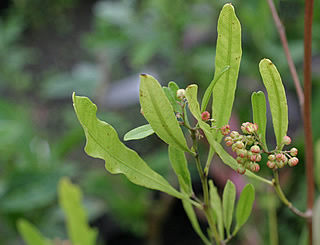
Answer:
73 93 185 199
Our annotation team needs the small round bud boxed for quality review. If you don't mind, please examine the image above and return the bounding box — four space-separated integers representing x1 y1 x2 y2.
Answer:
236 157 246 164
231 144 237 152
290 147 298 157
276 160 285 168
176 89 186 99
237 167 246 175
275 153 283 162
288 157 299 167
250 145 260 154
201 111 211 121
283 136 292 145
252 123 259 132
225 136 232 142
281 154 288 164
220 125 231 135
267 160 276 169
255 154 262 162
268 154 276 161
245 135 254 145
226 140 233 147
237 149 248 158
230 131 240 139
241 122 250 134
235 141 244 149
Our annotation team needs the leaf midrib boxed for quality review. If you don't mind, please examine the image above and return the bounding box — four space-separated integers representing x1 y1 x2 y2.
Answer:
144 80 189 152
76 108 181 198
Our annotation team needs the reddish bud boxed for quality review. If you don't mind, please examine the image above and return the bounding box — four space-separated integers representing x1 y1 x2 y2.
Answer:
283 136 292 145
275 153 283 162
201 111 210 121
268 154 276 161
235 141 244 149
237 167 246 175
288 157 299 167
290 147 298 157
250 145 260 154
226 140 233 147
267 160 276 169
276 161 285 168
230 131 239 139
220 125 231 135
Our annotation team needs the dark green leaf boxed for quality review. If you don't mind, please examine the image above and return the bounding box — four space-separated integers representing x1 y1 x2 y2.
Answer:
124 124 154 141
259 59 288 148
73 93 185 198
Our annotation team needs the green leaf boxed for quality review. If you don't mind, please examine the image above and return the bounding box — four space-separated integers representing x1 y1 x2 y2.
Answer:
315 139 320 191
123 124 154 141
209 180 224 239
139 74 192 153
259 59 288 148
163 81 183 114
201 66 230 112
212 3 242 142
234 184 255 234
222 180 236 237
73 93 185 199
168 145 193 195
181 195 211 245
251 91 268 151
58 177 98 245
17 219 52 245
185 85 272 185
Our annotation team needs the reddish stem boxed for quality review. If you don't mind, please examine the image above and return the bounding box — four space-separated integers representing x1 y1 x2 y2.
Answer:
304 0 315 244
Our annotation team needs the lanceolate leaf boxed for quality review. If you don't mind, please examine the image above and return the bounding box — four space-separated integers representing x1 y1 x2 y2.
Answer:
58 178 97 245
251 91 268 151
17 219 52 245
234 184 255 234
209 180 224 239
139 74 192 154
222 180 236 237
186 85 271 184
181 195 211 245
201 66 230 112
168 145 193 195
73 93 185 199
259 59 288 148
124 124 154 141
212 3 242 142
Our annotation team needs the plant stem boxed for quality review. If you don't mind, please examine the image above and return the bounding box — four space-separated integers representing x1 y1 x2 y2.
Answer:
272 170 310 219
266 0 304 111
191 129 220 244
303 0 315 244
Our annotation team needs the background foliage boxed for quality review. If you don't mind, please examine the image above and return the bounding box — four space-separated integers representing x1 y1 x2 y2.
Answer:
0 0 319 244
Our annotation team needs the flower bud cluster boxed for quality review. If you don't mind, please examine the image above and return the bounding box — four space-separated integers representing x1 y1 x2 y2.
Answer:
223 123 261 175
223 124 299 174
266 136 299 169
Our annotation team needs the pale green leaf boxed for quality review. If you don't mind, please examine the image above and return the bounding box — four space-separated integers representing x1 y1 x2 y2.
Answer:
251 91 268 151
185 85 273 186
73 93 185 198
17 219 52 245
139 74 192 153
234 184 255 234
259 59 288 148
181 194 211 245
163 81 183 114
168 145 193 195
209 180 224 239
222 180 236 236
59 177 97 245
201 66 230 112
123 124 154 141
212 3 242 142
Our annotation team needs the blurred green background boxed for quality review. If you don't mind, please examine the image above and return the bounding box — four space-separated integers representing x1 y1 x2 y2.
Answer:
0 0 319 244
